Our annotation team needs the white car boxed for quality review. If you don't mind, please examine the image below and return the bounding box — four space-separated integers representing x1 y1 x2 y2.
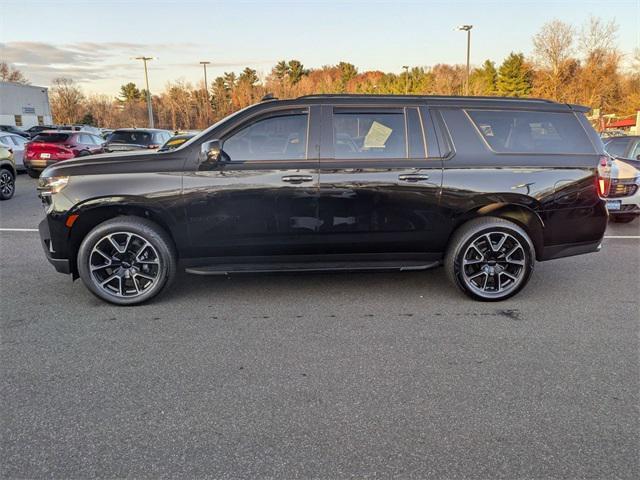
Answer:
606 158 640 223
0 131 27 171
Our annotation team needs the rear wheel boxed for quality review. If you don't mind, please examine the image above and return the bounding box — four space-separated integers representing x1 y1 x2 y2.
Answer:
0 168 15 200
611 214 637 223
445 217 535 301
77 217 176 305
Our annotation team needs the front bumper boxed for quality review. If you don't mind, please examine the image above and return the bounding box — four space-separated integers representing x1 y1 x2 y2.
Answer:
38 218 70 274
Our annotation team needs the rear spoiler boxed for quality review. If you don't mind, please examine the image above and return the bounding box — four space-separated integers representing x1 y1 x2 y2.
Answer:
567 104 590 113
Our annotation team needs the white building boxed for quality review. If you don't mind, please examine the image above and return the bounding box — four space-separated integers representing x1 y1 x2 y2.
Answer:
0 81 53 129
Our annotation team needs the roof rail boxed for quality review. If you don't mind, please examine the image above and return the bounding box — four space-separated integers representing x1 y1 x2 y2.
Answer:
295 93 558 104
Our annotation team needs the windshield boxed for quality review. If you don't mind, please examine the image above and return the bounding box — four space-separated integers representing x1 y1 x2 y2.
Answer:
107 131 152 145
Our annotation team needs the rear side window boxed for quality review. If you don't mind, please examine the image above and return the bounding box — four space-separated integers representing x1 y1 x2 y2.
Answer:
467 110 594 154
333 110 406 159
33 133 70 143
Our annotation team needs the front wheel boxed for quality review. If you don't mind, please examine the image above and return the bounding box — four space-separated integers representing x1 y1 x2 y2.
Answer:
77 217 176 305
0 168 15 200
445 217 535 301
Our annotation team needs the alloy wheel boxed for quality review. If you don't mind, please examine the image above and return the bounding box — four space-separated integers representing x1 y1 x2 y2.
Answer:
89 231 161 298
0 171 14 197
461 231 527 299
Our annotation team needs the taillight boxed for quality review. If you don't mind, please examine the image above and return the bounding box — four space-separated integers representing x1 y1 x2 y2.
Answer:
597 155 613 197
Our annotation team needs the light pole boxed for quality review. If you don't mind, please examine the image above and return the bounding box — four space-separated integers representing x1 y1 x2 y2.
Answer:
199 61 211 123
133 56 155 128
457 25 473 95
403 65 409 95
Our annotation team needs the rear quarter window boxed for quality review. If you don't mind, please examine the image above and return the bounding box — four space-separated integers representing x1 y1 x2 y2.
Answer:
467 110 595 154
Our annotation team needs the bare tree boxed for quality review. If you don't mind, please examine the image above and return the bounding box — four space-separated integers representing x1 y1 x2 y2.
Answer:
532 20 575 74
579 16 618 60
50 78 85 124
0 61 30 84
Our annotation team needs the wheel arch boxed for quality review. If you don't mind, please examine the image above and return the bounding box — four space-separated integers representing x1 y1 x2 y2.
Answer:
453 202 545 260
66 201 179 277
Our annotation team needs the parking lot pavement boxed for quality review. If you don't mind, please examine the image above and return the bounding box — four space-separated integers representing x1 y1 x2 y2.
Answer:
1 174 639 479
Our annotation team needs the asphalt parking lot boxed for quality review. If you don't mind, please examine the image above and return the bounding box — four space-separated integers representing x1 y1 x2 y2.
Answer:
1 174 639 479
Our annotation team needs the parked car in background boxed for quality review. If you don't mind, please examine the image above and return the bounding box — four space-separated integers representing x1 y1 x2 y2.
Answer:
0 145 16 200
25 125 58 138
37 94 610 305
24 131 105 178
0 125 29 139
158 133 196 151
57 125 102 136
105 128 171 152
100 128 114 139
0 132 27 171
603 135 640 161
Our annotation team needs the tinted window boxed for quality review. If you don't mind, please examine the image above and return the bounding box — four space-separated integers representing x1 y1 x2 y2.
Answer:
33 133 70 143
108 131 152 145
333 111 406 159
467 110 594 154
223 113 308 161
604 138 631 158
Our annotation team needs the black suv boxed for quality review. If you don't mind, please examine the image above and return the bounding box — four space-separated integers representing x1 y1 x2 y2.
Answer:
105 128 172 152
38 95 609 305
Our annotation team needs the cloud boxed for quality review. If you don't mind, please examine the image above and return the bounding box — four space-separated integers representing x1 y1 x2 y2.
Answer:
0 41 273 92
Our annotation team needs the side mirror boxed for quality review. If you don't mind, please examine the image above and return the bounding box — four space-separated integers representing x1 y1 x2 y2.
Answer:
200 139 227 165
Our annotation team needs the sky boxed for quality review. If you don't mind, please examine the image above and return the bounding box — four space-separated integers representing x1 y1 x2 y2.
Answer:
1 0 639 96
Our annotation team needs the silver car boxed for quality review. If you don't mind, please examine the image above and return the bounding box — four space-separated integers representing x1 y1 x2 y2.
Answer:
0 132 27 171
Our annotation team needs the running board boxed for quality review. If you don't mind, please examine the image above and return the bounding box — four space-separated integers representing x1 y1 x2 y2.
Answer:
185 260 440 276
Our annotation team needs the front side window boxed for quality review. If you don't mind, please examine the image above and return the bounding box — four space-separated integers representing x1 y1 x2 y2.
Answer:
467 110 595 154
223 113 308 161
333 111 406 159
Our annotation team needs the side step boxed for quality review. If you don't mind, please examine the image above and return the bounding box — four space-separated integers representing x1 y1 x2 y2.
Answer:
185 260 440 276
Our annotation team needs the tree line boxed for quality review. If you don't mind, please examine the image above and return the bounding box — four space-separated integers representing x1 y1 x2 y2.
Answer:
8 16 637 131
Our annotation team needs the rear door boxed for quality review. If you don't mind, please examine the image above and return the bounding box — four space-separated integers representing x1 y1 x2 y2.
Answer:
182 106 321 259
316 105 443 256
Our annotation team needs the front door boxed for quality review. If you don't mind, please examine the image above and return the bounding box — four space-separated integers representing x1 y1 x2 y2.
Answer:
182 107 321 259
317 105 444 256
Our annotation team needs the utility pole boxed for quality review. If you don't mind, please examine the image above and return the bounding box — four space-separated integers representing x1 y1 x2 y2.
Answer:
403 65 409 95
457 25 473 95
200 61 211 124
133 56 155 128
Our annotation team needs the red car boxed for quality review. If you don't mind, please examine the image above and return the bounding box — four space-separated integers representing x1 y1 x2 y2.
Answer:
24 131 105 178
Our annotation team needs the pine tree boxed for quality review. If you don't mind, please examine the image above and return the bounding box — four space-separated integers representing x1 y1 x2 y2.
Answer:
497 53 532 97
471 60 497 95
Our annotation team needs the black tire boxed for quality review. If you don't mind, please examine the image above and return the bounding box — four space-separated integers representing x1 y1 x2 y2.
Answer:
26 168 40 179
0 168 15 200
77 216 176 305
445 217 535 301
611 214 638 223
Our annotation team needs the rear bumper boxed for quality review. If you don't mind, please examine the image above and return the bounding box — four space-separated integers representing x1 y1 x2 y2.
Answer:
38 218 70 274
25 159 59 171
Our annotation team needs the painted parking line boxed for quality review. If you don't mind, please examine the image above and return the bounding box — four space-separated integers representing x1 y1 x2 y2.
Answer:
0 228 638 239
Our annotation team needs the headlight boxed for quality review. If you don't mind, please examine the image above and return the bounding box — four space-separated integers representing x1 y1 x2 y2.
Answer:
37 176 69 194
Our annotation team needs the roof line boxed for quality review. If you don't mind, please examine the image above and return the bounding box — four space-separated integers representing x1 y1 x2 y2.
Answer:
295 94 558 104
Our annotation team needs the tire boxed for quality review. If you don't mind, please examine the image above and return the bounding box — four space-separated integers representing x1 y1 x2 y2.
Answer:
77 216 176 305
445 217 535 301
27 168 40 179
611 214 637 223
0 168 15 200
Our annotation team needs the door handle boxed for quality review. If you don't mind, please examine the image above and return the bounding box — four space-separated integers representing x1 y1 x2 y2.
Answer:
398 173 429 182
281 175 313 183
